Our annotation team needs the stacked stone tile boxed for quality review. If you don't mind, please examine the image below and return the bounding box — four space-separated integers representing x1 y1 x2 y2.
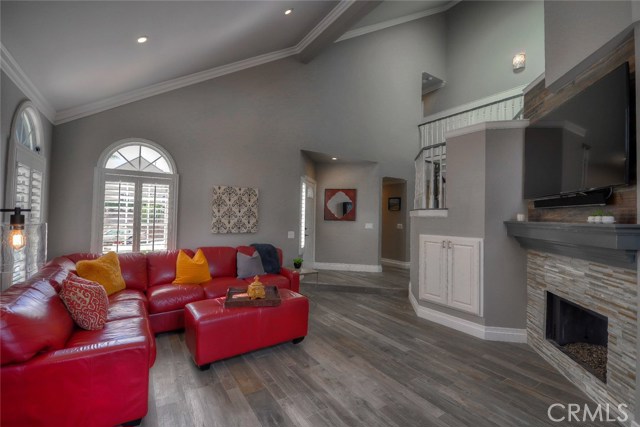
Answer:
527 251 637 417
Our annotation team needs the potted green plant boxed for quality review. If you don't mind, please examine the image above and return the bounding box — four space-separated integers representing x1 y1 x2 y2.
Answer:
293 257 303 269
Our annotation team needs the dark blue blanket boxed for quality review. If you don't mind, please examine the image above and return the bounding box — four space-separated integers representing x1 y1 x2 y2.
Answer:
251 243 281 274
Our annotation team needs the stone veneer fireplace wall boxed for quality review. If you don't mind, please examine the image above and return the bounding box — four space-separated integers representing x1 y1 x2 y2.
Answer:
527 250 637 417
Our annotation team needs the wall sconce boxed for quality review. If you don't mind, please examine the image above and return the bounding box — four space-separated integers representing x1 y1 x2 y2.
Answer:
1 207 30 250
513 52 526 71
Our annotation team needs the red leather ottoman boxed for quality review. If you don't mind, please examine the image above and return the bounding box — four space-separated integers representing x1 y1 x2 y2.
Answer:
184 289 309 369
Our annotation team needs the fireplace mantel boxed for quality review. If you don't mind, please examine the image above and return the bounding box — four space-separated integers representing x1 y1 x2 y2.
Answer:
505 221 640 269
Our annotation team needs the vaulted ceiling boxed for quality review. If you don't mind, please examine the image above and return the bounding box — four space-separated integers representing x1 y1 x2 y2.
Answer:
1 1 455 124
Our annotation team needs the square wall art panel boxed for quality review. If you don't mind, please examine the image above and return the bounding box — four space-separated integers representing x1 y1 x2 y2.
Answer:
324 189 356 221
211 186 259 233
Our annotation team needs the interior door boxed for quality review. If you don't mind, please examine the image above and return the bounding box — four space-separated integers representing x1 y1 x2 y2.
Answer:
302 177 316 265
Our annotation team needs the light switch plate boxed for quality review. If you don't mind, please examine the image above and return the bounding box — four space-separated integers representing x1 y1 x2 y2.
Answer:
365 223 374 229
287 231 295 239
396 223 403 229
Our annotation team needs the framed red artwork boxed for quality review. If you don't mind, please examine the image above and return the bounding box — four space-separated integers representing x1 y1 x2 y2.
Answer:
324 189 356 221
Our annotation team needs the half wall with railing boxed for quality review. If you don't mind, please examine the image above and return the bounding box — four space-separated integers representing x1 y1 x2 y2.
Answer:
414 87 526 210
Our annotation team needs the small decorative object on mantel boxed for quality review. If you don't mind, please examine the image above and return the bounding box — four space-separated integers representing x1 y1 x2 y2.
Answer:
211 186 259 233
587 210 615 224
324 189 356 221
293 257 303 269
247 275 266 300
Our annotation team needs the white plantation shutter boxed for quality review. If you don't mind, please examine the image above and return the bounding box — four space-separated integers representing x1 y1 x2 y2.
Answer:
102 181 136 253
29 170 43 223
140 183 170 252
15 163 44 223
300 181 306 251
15 163 31 209
92 139 178 254
11 163 45 284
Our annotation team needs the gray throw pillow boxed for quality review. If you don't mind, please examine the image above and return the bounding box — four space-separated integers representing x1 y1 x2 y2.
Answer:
237 251 265 279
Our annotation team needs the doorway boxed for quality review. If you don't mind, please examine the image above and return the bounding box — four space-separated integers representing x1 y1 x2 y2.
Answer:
300 176 316 266
381 177 409 269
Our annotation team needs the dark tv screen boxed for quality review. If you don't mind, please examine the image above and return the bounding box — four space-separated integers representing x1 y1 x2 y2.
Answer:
523 62 630 199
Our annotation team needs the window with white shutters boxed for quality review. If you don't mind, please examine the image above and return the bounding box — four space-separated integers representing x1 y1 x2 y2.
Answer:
4 101 47 287
92 139 178 253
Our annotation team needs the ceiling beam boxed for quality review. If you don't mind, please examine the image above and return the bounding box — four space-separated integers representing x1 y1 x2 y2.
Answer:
296 0 382 64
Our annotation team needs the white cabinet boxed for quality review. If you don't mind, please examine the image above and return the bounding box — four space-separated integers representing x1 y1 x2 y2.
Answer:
418 235 482 315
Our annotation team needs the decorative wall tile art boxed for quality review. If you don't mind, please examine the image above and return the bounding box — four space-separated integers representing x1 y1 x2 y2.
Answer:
324 189 356 221
211 186 259 233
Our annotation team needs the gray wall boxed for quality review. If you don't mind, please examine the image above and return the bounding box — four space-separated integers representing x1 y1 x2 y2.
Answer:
410 127 527 328
482 129 527 328
301 152 317 182
544 1 632 88
49 14 447 262
314 162 380 266
381 182 408 262
1 71 54 221
427 1 545 114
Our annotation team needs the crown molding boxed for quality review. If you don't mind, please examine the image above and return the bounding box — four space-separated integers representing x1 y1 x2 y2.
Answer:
1 45 56 123
55 46 297 124
336 0 460 43
55 0 354 125
297 0 355 51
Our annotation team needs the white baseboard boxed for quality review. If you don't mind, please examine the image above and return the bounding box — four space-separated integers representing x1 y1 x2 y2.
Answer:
408 290 527 343
380 258 410 269
312 262 383 273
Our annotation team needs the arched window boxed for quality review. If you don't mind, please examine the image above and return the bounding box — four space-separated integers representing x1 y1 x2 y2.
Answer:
92 139 178 253
5 101 45 222
4 101 46 286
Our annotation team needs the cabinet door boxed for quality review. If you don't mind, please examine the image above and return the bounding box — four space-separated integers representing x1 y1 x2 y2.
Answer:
418 235 448 305
447 237 482 315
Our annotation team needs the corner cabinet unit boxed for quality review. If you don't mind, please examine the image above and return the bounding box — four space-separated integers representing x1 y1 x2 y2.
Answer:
418 234 482 315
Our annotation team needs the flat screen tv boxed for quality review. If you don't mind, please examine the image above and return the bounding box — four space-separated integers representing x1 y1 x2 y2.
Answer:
523 62 631 200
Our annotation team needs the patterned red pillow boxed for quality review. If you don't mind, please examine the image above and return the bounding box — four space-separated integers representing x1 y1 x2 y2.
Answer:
59 275 109 330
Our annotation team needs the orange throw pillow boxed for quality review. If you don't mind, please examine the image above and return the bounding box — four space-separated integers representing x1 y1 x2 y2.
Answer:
173 249 212 284
76 252 126 296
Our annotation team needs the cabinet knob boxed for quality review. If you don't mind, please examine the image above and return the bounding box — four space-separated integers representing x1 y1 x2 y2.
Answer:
442 241 446 248
448 241 452 249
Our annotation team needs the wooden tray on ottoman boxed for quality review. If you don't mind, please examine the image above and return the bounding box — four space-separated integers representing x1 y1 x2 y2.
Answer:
224 286 282 307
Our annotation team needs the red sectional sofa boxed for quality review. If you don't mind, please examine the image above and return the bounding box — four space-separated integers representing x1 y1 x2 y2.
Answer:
0 246 298 427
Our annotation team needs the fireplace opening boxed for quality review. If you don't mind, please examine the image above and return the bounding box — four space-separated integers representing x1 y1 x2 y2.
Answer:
545 292 608 383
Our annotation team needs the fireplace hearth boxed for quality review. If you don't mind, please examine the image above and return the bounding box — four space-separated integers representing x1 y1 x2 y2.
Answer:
546 292 608 382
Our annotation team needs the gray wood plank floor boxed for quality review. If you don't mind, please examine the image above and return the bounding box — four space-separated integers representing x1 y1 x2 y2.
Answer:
142 269 613 427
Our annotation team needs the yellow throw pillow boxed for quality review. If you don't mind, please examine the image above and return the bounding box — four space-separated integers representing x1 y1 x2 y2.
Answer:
173 249 212 284
76 251 126 296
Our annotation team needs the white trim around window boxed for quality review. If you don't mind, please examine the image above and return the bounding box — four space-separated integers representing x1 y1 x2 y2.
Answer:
5 100 46 221
91 139 179 253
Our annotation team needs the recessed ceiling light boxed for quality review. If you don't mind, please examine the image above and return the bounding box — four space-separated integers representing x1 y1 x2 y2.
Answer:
137 36 148 44
284 9 293 15
331 157 338 161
